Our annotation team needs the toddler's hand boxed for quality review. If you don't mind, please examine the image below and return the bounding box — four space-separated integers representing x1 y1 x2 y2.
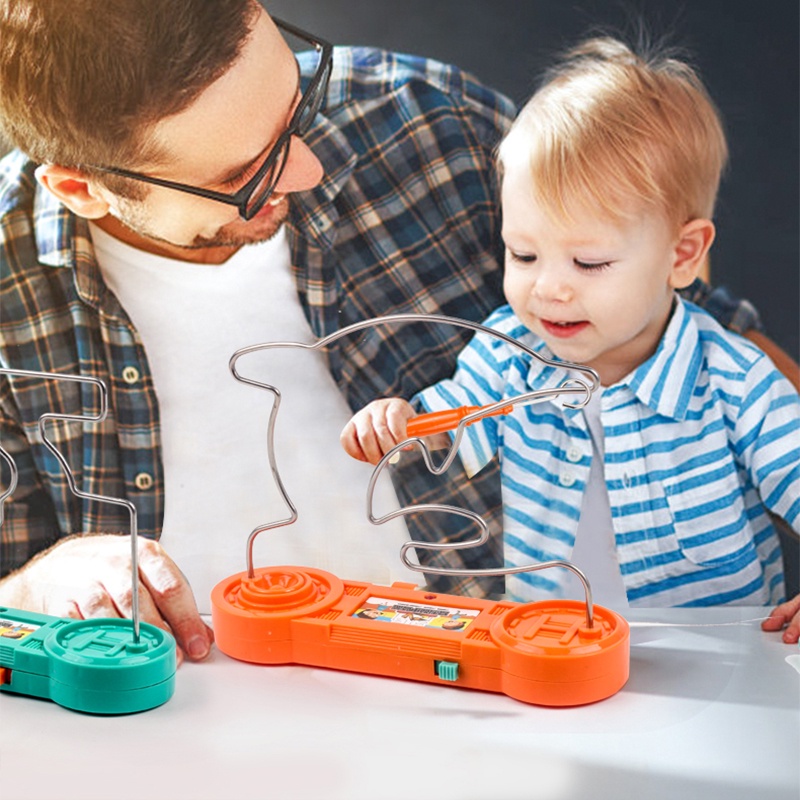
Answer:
341 398 416 465
762 593 800 643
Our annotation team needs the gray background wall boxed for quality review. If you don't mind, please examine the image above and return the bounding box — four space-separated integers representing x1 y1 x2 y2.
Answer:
264 0 799 363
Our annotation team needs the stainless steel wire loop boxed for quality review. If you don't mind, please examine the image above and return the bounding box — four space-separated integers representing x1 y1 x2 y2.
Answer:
230 313 600 626
0 368 142 641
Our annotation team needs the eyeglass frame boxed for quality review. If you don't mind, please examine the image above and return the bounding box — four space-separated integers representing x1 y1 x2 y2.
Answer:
81 17 332 221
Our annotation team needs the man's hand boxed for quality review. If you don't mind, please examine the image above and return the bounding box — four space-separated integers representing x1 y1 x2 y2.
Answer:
761 593 800 643
0 534 213 664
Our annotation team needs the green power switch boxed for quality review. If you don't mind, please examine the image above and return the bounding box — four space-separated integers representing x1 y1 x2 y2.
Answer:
436 661 459 682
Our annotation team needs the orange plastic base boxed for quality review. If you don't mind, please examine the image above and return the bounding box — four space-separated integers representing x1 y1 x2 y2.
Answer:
211 567 629 707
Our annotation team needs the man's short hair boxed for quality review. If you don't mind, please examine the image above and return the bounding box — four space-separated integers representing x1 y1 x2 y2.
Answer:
0 0 258 194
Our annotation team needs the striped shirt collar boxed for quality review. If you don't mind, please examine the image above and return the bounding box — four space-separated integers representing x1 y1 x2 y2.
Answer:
523 297 701 422
625 298 701 421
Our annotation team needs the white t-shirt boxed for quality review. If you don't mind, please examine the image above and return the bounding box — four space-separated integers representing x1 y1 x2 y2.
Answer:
563 389 630 611
90 224 415 613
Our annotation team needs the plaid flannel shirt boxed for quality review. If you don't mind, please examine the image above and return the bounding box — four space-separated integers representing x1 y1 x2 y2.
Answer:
0 47 762 597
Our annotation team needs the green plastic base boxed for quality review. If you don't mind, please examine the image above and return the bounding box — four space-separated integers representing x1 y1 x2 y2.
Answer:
0 609 176 715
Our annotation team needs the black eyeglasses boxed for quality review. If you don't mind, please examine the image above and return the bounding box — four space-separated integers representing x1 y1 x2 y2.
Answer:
85 18 332 220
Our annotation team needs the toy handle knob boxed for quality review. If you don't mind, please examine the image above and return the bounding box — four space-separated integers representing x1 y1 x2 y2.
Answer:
406 404 513 438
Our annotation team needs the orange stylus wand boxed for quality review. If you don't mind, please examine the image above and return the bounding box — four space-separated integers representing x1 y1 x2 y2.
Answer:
406 403 514 438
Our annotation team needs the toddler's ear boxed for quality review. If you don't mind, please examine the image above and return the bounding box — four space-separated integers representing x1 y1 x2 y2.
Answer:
669 218 716 290
35 164 111 219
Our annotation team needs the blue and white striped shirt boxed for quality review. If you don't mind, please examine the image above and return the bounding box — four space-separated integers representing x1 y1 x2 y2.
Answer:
416 300 800 606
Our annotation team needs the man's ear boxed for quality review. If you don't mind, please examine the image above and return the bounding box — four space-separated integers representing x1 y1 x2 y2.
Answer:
34 164 111 219
669 218 716 290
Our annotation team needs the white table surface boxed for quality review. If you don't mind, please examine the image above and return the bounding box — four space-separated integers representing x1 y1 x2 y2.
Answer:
1 606 798 800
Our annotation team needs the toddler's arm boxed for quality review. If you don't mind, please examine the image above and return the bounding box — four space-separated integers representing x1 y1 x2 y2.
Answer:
341 398 417 465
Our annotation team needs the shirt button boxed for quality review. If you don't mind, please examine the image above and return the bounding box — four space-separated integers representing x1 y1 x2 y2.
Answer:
567 446 582 463
122 366 140 384
559 472 576 487
134 472 154 491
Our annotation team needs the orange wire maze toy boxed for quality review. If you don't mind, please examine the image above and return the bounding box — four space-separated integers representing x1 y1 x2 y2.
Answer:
0 368 176 714
212 314 631 706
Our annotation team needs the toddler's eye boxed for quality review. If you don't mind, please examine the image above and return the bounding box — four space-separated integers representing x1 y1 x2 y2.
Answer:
508 251 537 264
574 259 611 272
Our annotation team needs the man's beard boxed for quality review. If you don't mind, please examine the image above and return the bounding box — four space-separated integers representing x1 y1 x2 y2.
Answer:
115 196 290 252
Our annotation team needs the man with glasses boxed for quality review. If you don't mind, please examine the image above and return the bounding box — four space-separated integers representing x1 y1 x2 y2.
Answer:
0 0 792 662
85 17 332 225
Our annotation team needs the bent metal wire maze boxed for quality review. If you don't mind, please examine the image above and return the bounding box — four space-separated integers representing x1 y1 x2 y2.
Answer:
0 368 143 641
228 313 601 626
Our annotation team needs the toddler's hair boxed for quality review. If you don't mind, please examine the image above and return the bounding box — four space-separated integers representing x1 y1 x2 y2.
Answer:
498 37 728 230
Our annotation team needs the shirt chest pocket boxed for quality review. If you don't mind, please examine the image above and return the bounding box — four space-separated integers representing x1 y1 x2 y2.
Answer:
661 474 756 566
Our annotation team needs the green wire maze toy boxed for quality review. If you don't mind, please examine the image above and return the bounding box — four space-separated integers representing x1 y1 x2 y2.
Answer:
0 368 176 714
